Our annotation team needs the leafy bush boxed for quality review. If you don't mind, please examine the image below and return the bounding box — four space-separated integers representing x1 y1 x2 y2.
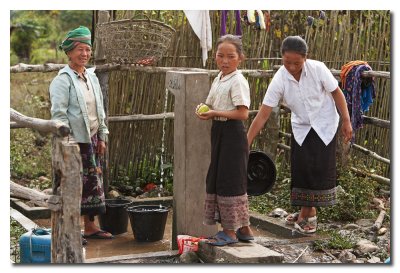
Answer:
111 159 173 193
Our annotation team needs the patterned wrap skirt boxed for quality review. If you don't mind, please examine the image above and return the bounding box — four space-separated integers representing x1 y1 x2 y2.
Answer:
203 120 250 230
78 134 106 216
290 128 337 207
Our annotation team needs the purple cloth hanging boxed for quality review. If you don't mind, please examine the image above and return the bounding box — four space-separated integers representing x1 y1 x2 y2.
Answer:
342 64 376 142
235 10 242 36
220 10 228 36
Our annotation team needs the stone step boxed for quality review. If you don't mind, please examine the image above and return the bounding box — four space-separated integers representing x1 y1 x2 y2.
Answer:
197 241 284 263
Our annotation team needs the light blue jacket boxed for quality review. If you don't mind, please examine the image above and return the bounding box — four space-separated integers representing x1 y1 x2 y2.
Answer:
49 65 109 143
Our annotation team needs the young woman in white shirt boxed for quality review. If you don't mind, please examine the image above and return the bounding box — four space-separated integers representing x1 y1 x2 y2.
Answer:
247 36 352 234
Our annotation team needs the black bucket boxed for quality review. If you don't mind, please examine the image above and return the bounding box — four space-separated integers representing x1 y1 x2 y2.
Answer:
127 205 169 242
99 198 132 235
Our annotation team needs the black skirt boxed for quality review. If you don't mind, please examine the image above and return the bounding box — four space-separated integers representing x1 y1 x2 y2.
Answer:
206 120 249 196
290 128 337 207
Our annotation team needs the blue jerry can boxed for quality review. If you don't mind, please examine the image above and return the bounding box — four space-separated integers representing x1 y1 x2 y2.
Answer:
19 228 51 263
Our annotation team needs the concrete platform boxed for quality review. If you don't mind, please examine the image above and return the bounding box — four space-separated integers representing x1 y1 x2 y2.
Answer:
11 196 326 263
10 198 50 219
198 240 284 263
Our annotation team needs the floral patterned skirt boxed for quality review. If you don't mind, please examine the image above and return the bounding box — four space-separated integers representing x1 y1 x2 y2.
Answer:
204 193 250 230
78 134 106 216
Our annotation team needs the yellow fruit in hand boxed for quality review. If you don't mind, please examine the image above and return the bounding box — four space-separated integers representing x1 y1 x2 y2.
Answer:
197 104 210 114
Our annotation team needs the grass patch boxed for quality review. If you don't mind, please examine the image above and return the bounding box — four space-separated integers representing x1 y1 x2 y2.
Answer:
313 229 355 251
11 72 54 183
10 218 26 263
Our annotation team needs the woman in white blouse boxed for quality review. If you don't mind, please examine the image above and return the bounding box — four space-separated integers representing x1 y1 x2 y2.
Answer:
247 36 352 234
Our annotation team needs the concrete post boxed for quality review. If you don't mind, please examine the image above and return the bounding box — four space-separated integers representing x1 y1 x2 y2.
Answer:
166 71 217 249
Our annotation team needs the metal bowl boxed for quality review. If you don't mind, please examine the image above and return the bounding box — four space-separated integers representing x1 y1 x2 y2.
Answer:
247 150 277 196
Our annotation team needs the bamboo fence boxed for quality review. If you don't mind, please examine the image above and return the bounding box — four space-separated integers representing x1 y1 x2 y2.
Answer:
10 10 390 186
95 10 390 185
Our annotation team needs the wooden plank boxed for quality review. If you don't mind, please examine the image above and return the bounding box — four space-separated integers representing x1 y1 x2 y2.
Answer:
10 207 37 231
10 181 51 208
10 181 61 212
10 108 70 136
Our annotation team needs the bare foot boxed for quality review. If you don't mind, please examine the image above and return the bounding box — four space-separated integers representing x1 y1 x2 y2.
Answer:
238 226 253 237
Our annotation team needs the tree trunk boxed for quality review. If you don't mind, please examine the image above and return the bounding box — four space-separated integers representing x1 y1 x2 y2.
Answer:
51 137 83 263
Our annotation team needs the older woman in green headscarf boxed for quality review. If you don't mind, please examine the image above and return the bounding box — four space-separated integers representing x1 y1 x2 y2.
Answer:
50 26 112 240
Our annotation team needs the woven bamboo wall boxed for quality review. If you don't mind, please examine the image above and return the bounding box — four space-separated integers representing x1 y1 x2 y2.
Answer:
101 10 390 185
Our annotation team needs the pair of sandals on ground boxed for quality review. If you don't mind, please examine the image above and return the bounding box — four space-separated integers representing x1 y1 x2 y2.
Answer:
285 212 317 234
207 228 254 246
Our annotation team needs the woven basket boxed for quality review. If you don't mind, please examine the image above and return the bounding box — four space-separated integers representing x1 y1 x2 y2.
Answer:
96 19 176 64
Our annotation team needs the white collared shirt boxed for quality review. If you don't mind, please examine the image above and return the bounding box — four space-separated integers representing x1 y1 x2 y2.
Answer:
262 59 339 146
206 70 251 111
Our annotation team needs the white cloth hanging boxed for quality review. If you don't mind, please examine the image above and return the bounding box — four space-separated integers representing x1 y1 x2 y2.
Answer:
256 10 266 30
184 10 212 67
247 10 256 23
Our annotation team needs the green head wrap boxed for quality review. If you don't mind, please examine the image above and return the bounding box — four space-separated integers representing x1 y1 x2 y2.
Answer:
59 26 92 52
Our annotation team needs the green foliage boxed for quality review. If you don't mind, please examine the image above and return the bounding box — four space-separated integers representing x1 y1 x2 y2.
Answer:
112 158 174 192
59 10 92 32
10 10 92 64
30 48 59 64
10 218 26 263
10 72 54 181
10 19 45 62
161 163 174 193
313 229 355 251
318 170 378 222
10 51 19 65
10 129 51 180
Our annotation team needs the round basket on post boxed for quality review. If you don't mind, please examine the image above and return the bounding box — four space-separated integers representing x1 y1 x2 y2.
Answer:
96 18 176 65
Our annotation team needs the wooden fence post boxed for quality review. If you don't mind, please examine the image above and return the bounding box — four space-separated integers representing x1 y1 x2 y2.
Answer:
51 137 83 263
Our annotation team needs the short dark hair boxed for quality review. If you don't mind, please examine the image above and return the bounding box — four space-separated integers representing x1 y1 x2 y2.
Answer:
281 36 308 56
216 34 244 56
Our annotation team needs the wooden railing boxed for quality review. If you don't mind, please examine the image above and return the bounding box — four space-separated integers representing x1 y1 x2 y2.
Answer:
10 108 83 263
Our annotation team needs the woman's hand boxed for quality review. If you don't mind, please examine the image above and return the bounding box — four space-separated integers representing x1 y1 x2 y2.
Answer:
196 109 216 120
97 140 106 156
341 120 353 143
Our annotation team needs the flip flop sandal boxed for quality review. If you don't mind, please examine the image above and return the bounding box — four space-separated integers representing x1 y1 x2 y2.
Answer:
294 216 317 234
236 228 254 241
285 212 300 225
207 231 239 246
83 230 114 239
